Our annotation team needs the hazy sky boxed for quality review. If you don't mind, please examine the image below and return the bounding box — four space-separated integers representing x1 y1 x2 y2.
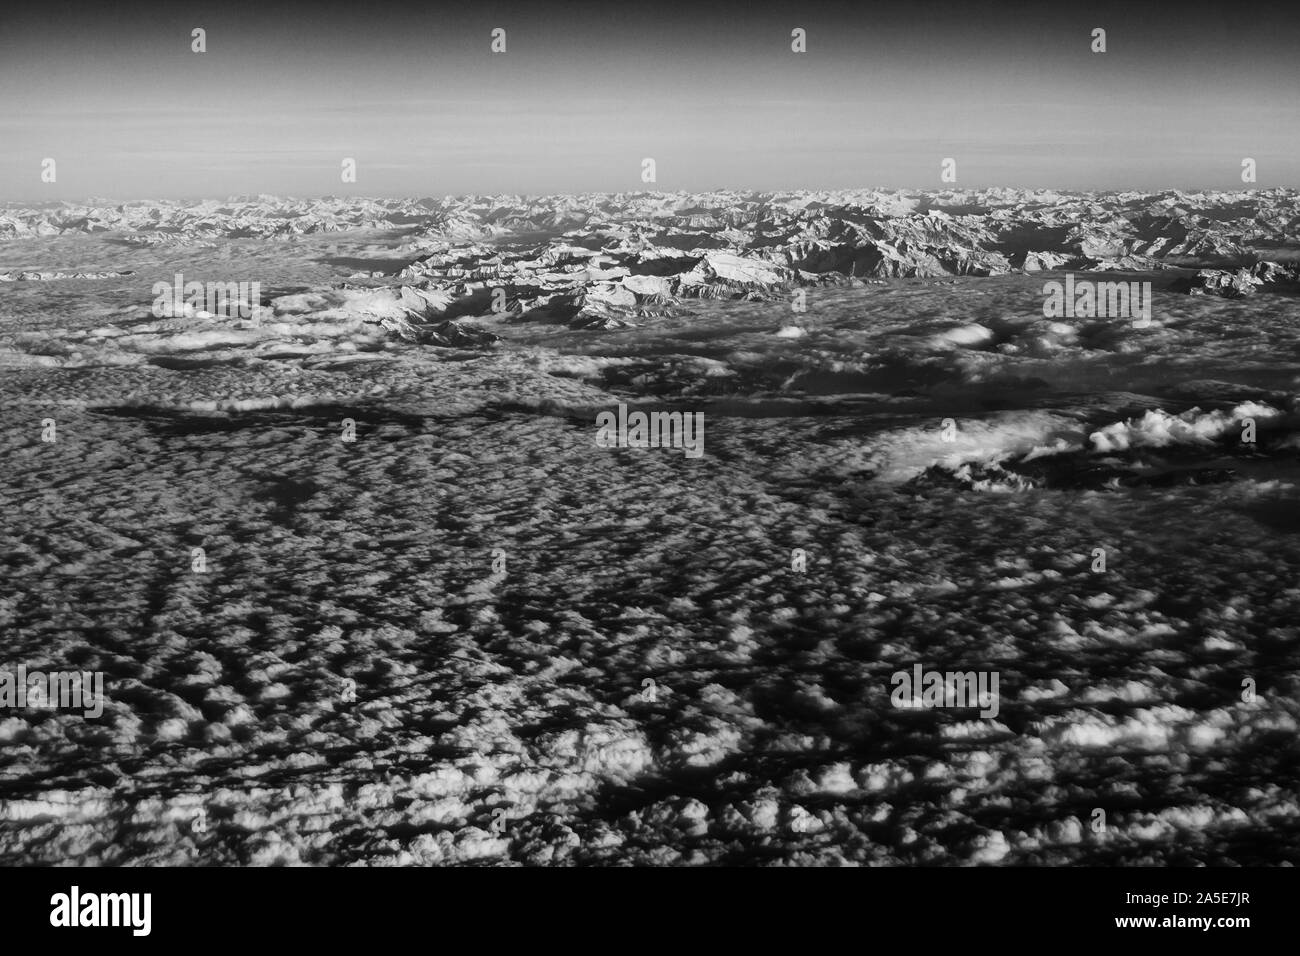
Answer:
3 0 1298 199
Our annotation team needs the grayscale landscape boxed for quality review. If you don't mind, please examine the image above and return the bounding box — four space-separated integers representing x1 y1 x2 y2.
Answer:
2 188 1298 865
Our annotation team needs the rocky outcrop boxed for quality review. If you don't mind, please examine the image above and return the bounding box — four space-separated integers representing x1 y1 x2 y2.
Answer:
1181 261 1300 298
0 270 136 281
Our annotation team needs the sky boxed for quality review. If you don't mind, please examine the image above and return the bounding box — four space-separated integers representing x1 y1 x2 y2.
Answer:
2 0 1298 200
